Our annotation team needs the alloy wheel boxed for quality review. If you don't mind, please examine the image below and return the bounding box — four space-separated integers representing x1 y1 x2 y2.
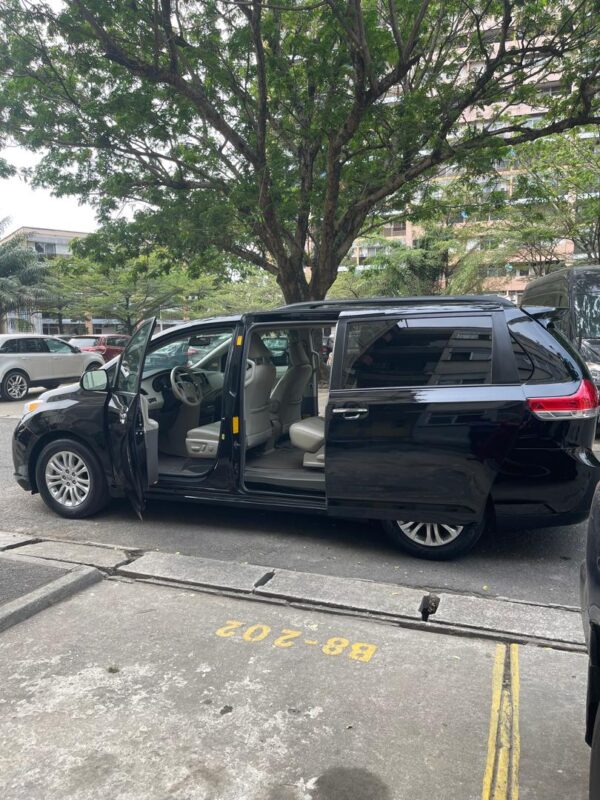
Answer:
5 373 28 400
396 520 464 547
44 451 91 508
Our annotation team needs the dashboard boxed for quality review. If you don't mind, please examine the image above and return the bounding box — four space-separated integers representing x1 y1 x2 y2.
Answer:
140 368 223 411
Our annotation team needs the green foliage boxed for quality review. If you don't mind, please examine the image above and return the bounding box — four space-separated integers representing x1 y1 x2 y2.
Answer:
189 269 283 317
1 1 598 302
0 218 47 332
509 130 600 262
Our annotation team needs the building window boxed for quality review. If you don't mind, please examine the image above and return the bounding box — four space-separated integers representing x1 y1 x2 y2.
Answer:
382 221 407 237
33 242 57 258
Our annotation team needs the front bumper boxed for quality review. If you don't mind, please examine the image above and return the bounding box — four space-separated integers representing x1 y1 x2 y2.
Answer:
12 420 34 492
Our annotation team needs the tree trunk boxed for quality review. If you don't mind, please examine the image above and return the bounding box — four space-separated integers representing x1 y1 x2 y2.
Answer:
276 254 312 304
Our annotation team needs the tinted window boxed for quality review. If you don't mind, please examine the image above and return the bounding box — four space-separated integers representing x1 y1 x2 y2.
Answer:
0 339 18 353
18 338 48 353
574 271 600 339
46 338 75 354
342 317 493 389
509 317 578 384
68 337 99 348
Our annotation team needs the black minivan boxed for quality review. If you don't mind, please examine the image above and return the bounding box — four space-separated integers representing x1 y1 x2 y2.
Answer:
521 265 600 388
13 296 600 559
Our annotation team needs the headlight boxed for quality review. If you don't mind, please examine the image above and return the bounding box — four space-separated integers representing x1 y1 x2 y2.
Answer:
23 400 42 415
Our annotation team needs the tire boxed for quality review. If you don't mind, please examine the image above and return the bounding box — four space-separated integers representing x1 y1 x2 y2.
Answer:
85 361 103 372
1 370 30 401
382 515 486 560
35 438 109 518
591 704 600 799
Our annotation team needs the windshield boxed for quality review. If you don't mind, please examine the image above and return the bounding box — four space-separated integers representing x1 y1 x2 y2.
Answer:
68 337 98 347
574 272 600 340
142 331 233 377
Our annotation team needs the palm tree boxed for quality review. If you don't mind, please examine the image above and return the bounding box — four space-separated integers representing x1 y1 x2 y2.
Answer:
0 218 48 333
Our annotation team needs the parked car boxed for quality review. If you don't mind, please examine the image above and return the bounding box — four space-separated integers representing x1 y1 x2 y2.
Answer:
0 334 104 401
12 296 600 559
67 334 131 363
521 266 600 389
581 486 600 798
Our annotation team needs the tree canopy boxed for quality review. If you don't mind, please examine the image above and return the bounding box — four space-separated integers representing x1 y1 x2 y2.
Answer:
1 1 598 302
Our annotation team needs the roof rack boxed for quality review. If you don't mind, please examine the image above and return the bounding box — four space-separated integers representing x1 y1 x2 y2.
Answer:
275 295 514 311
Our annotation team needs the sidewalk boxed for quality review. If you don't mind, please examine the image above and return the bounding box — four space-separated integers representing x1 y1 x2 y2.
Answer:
0 539 591 800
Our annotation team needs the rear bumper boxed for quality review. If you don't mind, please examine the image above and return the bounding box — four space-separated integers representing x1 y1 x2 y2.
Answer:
494 447 600 531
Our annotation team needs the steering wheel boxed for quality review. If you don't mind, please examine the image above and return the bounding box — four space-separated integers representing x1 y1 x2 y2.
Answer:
170 366 202 407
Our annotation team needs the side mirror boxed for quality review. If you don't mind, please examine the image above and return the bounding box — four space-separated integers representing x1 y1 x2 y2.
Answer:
81 369 109 392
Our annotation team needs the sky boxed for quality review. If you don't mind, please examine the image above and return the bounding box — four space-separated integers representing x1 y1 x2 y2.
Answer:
0 147 98 236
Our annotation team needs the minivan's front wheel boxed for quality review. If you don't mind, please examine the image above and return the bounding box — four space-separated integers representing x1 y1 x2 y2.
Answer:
35 439 109 518
383 517 486 560
2 370 30 401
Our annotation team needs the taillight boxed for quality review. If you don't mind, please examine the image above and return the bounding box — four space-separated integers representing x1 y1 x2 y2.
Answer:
527 379 599 420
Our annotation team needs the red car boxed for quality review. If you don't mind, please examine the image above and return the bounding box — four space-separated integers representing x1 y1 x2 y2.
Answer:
67 334 131 363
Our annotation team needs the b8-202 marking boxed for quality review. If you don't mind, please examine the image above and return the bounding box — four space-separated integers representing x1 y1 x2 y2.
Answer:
215 620 378 663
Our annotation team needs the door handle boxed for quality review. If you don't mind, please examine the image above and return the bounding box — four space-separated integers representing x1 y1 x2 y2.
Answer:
332 407 368 420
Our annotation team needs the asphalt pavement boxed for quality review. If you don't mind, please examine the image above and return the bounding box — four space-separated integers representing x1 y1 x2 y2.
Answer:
0 394 589 607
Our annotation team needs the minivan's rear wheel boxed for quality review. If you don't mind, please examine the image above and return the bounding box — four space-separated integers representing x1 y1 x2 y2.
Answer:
383 516 486 560
35 439 109 518
2 370 30 401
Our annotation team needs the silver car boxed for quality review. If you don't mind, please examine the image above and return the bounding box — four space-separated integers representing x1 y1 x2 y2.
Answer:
0 334 104 401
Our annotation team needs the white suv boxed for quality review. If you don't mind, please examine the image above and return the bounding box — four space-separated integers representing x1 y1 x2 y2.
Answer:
0 334 105 401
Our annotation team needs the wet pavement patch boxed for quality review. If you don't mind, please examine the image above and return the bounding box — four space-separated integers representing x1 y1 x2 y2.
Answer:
0 556 69 606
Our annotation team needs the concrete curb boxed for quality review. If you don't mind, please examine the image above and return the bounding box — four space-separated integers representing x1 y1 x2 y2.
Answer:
117 552 585 650
0 553 102 633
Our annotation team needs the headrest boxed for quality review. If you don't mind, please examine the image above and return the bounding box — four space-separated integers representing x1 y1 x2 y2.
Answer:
288 339 310 366
248 334 272 361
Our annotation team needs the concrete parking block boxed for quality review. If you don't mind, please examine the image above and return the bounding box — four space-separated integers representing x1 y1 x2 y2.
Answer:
256 567 424 619
435 593 584 646
15 540 130 570
118 551 273 592
0 531 37 550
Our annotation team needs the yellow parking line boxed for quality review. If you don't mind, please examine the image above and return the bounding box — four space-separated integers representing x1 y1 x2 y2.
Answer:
510 643 521 800
482 644 506 799
482 643 520 800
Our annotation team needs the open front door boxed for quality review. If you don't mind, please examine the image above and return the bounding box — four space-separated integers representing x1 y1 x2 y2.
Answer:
107 318 157 518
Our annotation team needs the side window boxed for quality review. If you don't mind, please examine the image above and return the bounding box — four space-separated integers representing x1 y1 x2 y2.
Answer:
117 319 155 393
509 318 578 384
341 316 493 389
18 338 49 353
0 339 18 353
46 338 75 354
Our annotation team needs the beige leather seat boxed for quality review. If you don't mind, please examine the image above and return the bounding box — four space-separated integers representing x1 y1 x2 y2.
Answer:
289 416 325 469
270 337 313 436
186 334 276 458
